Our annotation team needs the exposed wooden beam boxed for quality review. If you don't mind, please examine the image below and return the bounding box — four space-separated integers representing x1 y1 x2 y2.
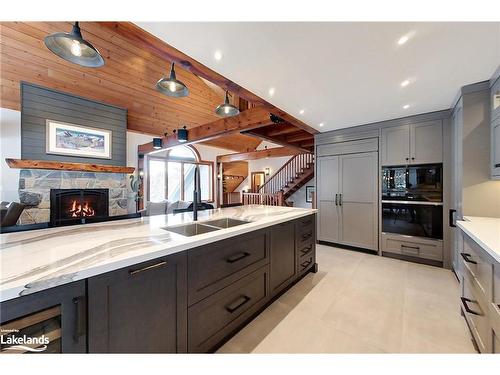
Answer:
102 22 319 135
298 139 315 148
242 129 312 153
217 147 300 163
266 124 302 137
138 106 274 154
285 132 314 143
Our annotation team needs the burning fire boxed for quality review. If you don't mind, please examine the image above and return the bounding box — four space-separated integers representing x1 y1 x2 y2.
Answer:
69 200 95 218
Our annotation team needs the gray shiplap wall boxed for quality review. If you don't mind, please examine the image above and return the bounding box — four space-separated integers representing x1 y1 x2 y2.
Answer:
21 82 127 166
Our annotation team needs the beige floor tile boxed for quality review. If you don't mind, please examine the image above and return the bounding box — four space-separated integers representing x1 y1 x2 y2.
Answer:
217 245 476 354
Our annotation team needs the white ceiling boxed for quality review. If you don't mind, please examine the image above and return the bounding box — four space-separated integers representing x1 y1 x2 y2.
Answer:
137 22 500 132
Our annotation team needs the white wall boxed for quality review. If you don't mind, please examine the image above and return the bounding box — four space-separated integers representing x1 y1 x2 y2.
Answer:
0 108 21 202
288 180 315 208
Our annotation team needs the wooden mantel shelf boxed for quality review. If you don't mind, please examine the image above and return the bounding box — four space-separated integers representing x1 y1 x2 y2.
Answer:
5 159 135 174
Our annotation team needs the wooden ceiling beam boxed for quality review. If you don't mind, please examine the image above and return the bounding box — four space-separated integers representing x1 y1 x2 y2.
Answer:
101 22 319 135
216 147 300 163
285 132 314 143
139 106 274 155
242 129 312 153
265 124 302 137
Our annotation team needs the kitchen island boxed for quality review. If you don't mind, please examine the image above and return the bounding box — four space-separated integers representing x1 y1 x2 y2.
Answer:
456 216 500 353
0 205 317 353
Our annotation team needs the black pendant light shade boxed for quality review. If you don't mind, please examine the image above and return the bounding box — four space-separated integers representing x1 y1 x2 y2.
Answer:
156 63 189 98
44 22 104 68
215 91 240 117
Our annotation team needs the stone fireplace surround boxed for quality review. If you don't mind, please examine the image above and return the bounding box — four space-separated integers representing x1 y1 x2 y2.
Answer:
17 169 129 225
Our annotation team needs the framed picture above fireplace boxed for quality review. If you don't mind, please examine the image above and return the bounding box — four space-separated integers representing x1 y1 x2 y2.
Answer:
46 120 112 159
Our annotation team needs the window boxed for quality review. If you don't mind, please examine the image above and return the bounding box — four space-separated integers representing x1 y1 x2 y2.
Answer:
148 145 213 203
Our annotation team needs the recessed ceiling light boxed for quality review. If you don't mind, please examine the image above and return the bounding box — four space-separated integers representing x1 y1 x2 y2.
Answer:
397 35 409 45
400 79 410 87
268 87 275 97
403 104 410 109
319 123 324 127
299 109 305 115
214 50 222 61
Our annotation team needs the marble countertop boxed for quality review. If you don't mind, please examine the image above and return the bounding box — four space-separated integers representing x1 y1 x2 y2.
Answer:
0 205 316 302
457 216 500 264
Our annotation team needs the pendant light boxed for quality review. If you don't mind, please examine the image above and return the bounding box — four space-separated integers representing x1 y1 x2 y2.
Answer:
215 91 240 117
156 63 189 97
44 22 104 68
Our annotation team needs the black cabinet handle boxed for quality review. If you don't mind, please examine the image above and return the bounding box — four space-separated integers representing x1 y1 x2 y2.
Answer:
73 296 86 342
226 252 250 264
401 244 419 250
129 260 167 275
335 194 338 206
449 209 457 228
495 163 500 168
300 245 313 255
338 194 342 206
405 157 409 161
301 259 313 269
301 232 313 241
460 253 477 264
225 295 251 313
460 297 482 316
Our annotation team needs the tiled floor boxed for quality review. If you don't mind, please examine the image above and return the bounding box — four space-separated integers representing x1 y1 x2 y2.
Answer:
217 244 476 353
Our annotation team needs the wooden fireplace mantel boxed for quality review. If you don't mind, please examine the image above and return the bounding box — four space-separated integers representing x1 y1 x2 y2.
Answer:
5 159 135 174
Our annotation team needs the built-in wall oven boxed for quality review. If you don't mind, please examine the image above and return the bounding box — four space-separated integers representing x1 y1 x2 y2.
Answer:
382 164 443 240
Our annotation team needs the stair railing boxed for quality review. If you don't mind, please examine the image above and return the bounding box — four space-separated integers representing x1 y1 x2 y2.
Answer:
258 153 314 195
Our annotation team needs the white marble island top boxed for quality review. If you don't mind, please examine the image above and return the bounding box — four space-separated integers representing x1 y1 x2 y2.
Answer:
0 205 317 302
457 216 500 264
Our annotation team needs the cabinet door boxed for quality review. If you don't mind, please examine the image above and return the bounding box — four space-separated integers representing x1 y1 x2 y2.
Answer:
270 221 297 296
0 281 86 353
492 116 500 177
381 124 410 165
410 120 443 164
451 101 464 277
317 156 340 242
339 152 378 250
88 253 187 353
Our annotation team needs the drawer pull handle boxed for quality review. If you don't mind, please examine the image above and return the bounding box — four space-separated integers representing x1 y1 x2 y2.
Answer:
226 295 251 313
300 245 313 255
226 252 250 263
73 296 85 343
301 259 312 269
401 245 419 250
129 261 167 275
460 253 477 264
460 297 482 316
301 232 313 241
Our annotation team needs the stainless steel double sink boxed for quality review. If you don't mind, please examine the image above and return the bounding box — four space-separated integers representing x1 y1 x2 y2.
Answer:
163 218 250 237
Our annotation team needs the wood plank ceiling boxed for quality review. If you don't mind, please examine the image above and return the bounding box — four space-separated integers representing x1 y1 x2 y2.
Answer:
0 21 261 152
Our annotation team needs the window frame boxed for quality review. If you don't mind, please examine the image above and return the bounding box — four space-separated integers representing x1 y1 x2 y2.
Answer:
146 145 214 203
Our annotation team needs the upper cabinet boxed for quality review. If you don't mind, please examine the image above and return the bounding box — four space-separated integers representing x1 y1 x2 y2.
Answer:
381 120 443 166
491 74 500 178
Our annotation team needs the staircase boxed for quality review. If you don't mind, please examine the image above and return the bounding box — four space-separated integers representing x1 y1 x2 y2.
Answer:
258 153 314 202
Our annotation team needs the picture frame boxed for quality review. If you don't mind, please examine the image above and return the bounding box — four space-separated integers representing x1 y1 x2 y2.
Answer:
305 186 315 203
46 120 112 159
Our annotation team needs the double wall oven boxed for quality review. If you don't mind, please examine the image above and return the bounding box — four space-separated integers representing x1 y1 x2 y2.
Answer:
382 164 443 240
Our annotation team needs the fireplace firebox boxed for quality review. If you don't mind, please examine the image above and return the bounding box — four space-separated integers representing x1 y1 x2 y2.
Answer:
50 189 109 226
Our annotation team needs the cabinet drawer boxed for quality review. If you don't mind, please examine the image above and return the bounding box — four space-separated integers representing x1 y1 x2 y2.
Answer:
296 216 314 248
462 272 491 353
298 254 315 276
188 265 270 353
297 241 315 259
462 235 493 300
382 234 443 261
188 230 269 305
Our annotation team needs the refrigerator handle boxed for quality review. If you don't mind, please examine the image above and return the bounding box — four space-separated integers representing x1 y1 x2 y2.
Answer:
449 209 457 228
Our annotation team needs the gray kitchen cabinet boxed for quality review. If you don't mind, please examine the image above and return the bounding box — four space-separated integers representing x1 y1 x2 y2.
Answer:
381 121 442 166
492 117 500 177
411 120 444 164
270 221 297 296
88 253 188 353
317 155 340 243
317 150 378 251
339 152 378 250
381 124 410 165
